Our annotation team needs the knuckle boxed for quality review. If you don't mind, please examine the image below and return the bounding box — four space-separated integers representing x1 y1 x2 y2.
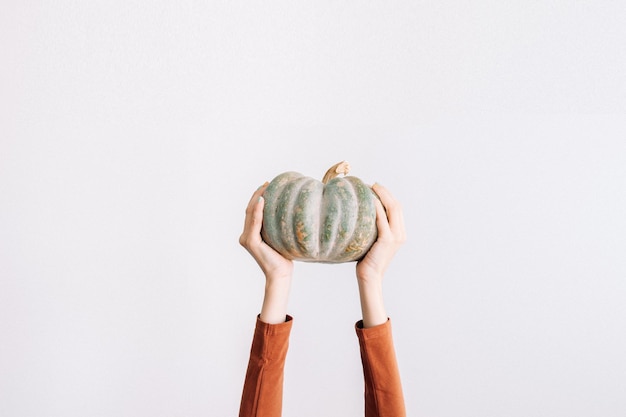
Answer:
384 200 398 211
239 235 252 248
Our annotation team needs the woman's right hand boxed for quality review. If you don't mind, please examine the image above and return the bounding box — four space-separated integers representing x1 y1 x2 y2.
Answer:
239 182 294 282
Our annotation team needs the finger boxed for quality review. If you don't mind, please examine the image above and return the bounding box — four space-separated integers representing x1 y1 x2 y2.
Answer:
372 183 406 239
249 195 265 235
241 183 269 246
246 182 269 214
243 196 266 254
372 183 400 220
373 197 392 238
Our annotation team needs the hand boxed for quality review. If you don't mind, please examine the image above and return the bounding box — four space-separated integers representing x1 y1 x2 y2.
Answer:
239 183 294 282
239 183 293 324
355 183 406 328
356 183 407 285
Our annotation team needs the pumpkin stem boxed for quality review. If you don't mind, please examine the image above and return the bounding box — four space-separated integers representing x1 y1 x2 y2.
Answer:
322 161 350 184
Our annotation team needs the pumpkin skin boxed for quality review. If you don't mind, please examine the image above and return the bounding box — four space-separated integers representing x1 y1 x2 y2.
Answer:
261 166 378 263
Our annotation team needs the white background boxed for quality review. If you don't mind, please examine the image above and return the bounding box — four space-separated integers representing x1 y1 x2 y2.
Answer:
2 1 626 416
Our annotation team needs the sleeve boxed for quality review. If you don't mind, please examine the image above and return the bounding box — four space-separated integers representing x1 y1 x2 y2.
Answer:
355 318 406 417
239 315 293 417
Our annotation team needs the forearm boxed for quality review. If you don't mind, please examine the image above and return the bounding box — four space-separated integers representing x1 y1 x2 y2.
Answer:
357 277 387 329
356 319 406 417
239 316 293 417
259 276 292 324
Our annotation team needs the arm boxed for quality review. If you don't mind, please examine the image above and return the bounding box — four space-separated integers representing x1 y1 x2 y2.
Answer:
238 183 294 417
355 183 407 417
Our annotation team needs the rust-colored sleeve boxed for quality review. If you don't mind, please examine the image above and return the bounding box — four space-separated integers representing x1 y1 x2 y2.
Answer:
239 315 293 417
355 319 406 417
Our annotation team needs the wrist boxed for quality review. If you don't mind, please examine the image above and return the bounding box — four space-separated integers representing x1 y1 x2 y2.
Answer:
356 272 383 288
265 274 292 290
356 279 386 328
357 279 383 302
260 280 291 324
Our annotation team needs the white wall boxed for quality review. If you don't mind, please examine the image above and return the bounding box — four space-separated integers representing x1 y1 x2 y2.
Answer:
1 2 625 417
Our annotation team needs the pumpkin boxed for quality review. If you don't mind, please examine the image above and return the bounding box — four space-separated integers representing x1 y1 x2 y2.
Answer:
261 161 378 263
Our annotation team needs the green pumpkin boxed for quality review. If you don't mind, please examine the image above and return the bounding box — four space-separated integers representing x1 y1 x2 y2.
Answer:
261 161 378 263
